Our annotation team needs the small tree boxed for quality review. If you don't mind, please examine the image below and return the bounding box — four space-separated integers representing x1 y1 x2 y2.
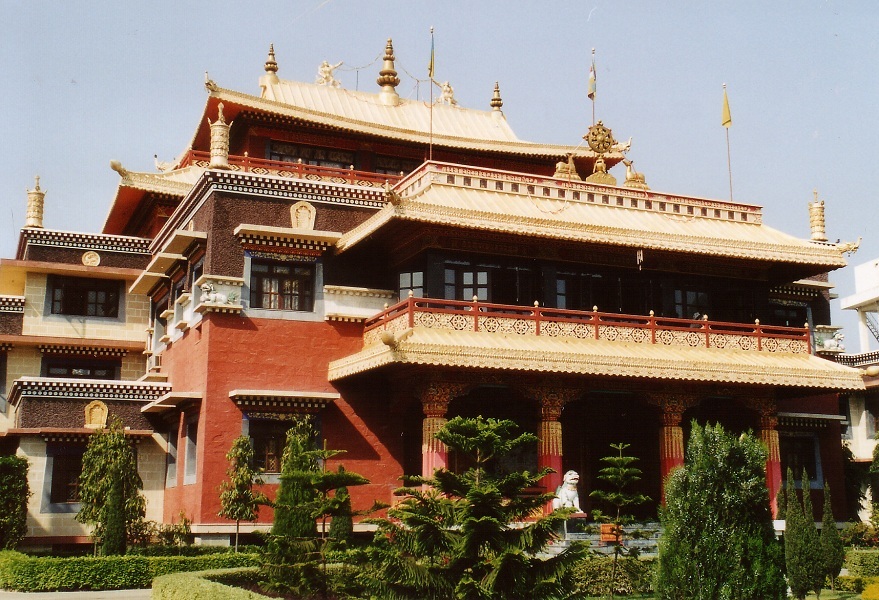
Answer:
327 470 353 548
0 456 29 550
76 418 146 555
819 481 845 592
655 422 785 599
785 468 824 599
589 442 650 599
219 435 268 552
262 415 369 598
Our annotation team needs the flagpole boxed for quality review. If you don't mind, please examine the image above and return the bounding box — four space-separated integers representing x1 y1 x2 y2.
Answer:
429 26 435 162
589 48 596 124
722 83 733 201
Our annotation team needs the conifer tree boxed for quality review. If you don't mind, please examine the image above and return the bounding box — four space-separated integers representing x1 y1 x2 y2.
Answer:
589 442 650 599
655 422 785 599
819 481 845 592
76 418 146 555
800 468 824 598
219 435 267 552
262 415 369 597
785 468 824 599
327 478 353 547
361 416 588 600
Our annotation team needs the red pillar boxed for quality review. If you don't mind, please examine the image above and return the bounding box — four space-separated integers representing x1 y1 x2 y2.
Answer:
658 409 685 503
761 415 782 518
648 392 698 504
523 385 581 512
538 399 565 495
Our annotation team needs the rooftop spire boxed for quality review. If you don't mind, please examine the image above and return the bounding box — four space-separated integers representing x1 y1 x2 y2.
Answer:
265 43 278 75
490 81 503 111
260 44 280 95
25 176 45 229
376 38 401 106
809 189 827 242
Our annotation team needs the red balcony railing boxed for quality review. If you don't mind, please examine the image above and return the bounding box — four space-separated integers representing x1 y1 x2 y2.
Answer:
178 150 403 188
363 296 811 355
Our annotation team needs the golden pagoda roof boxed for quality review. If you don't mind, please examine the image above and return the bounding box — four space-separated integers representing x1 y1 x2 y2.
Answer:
336 162 847 269
201 82 604 158
327 327 865 391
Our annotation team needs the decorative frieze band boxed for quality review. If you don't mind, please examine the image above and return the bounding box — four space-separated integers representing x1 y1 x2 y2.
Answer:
9 377 171 404
0 296 25 313
19 229 151 254
39 345 130 357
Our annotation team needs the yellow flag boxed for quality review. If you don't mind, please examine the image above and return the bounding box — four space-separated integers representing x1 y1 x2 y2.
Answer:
721 87 732 128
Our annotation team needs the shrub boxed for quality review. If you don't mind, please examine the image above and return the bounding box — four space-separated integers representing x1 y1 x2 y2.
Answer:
153 568 270 599
864 582 879 600
841 521 878 547
836 574 877 593
0 456 29 550
0 549 257 591
570 555 654 596
846 549 879 576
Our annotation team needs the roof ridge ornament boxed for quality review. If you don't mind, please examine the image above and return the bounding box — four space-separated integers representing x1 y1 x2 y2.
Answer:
316 60 343 87
265 43 279 75
260 44 280 95
809 189 827 242
208 103 233 170
376 38 401 106
25 175 45 229
490 81 503 111
622 159 649 190
584 121 617 186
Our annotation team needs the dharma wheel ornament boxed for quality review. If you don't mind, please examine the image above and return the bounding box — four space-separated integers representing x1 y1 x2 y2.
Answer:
584 120 615 154
584 121 618 185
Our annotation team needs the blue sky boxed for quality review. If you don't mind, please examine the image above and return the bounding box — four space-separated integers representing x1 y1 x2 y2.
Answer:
1 1 876 346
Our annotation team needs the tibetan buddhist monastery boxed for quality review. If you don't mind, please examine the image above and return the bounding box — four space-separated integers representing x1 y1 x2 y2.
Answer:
0 41 866 547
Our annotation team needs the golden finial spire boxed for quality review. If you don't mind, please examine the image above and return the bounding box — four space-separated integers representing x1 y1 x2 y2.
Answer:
25 175 46 229
259 43 280 96
265 43 278 74
809 189 827 242
490 82 503 111
376 38 401 106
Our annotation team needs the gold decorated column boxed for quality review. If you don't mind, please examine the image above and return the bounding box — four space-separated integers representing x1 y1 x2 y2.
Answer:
743 395 782 518
523 385 581 502
417 381 470 479
647 392 699 504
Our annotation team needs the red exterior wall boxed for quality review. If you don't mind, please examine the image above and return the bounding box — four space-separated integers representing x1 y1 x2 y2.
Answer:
159 312 403 526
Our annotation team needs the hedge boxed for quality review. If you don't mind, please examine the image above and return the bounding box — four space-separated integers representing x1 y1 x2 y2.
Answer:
152 568 270 600
864 582 879 600
846 549 879 577
128 544 261 557
0 550 258 591
837 574 879 594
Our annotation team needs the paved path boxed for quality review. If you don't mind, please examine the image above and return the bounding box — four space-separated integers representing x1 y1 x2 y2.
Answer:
0 590 150 599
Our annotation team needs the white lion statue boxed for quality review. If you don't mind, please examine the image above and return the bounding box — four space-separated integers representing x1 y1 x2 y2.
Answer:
822 331 845 352
200 282 237 305
552 470 583 512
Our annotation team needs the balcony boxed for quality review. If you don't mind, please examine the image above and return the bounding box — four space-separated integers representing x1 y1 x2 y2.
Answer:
178 150 403 188
363 296 811 355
